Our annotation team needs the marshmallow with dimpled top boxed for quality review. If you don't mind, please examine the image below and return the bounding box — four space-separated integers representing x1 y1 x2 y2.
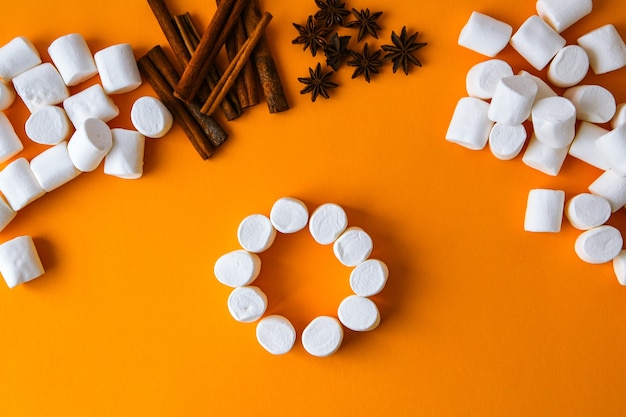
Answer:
588 169 626 212
565 193 611 231
547 45 589 88
536 0 592 33
104 129 145 179
0 37 41 81
532 96 577 149
611 103 626 129
30 142 80 192
0 236 44 288
446 97 493 150
48 33 98 86
578 24 626 74
596 125 626 177
510 15 566 70
0 112 23 164
488 75 538 125
575 225 623 264
12 63 69 112
227 286 267 323
563 85 616 123
0 158 45 211
489 123 527 160
0 81 15 110
465 59 513 100
524 188 565 233
25 106 72 145
522 134 569 176
67 118 113 172
131 96 173 138
63 84 120 128
568 122 611 170
458 12 512 57
94 44 142 95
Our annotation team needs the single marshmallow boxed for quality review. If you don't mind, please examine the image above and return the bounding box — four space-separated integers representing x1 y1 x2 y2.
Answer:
577 24 626 75
0 36 41 81
350 259 388 297
524 188 565 233
63 84 120 128
510 15 566 71
338 295 380 332
488 75 538 125
575 225 623 264
596 125 626 177
104 129 145 180
563 85 616 124
0 112 23 164
568 122 611 170
465 59 513 99
25 106 72 145
458 12 512 57
270 197 309 234
0 81 16 110
237 214 276 253
547 45 589 88
611 103 626 129
227 286 267 323
256 315 296 355
94 44 142 95
30 142 81 192
536 0 592 33
518 70 558 105
0 236 44 288
47 33 98 86
531 96 576 149
130 96 173 138
301 316 344 357
0 158 45 211
489 123 527 160
214 249 261 287
522 134 568 176
0 197 16 232
333 227 373 267
309 203 348 245
12 63 69 112
67 118 113 172
565 193 611 231
445 97 493 150
588 169 626 212
612 250 626 286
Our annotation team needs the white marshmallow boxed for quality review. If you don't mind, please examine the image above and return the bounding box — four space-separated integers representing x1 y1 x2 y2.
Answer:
575 225 623 264
510 15 566 70
0 112 23 164
488 75 538 125
256 315 296 355
568 122 611 170
94 44 142 95
588 169 626 212
0 158 45 211
0 196 16 232
612 250 626 286
237 214 276 253
130 96 173 138
518 70 558 104
489 123 527 160
337 295 380 332
0 236 44 288
0 37 41 81
214 249 261 287
301 316 343 357
563 85 616 123
350 259 388 297
30 142 80 192
227 286 267 323
611 103 626 129
67 118 113 172
104 129 145 180
0 81 16 110
577 24 626 75
445 97 493 150
465 59 513 99
12 63 69 112
565 193 611 231
270 197 309 234
536 0 592 33
524 188 565 233
522 134 569 176
25 105 72 145
309 203 348 245
47 33 97 86
547 45 589 88
458 12 512 57
596 125 626 177
63 84 120 128
531 96 576 149
333 227 373 267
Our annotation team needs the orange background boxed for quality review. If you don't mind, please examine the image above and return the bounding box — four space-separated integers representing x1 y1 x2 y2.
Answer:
1 0 626 415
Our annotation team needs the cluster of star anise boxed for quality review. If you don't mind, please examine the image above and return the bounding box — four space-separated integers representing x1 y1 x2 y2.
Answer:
293 0 427 102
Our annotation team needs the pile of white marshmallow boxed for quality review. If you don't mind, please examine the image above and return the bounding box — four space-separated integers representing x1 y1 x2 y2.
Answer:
446 0 626 285
0 34 174 289
214 197 389 357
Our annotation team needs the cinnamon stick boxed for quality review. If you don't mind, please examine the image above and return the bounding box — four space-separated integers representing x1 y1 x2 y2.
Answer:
146 0 191 68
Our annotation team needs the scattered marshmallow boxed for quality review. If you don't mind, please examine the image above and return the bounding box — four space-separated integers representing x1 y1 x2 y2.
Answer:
237 214 276 253
338 295 380 332
458 11 512 57
547 45 589 88
67 118 113 172
30 141 80 192
25 105 72 145
522 134 569 176
524 188 565 233
63 84 120 128
577 24 626 74
270 197 309 234
333 227 373 267
488 75 538 125
104 128 145 179
0 112 23 164
47 33 97 86
536 0 592 33
349 259 388 297
612 250 626 285
596 125 626 177
0 197 16 232
565 193 611 230
445 97 493 150
130 96 173 138
574 225 623 264
531 96 576 149
301 316 343 357
0 236 44 288
214 249 261 287
227 286 267 323
518 70 558 105
568 121 611 170
563 85 616 123
309 203 348 245
256 315 296 355
509 15 566 71
0 158 45 211
94 43 142 95
0 36 41 81
0 81 15 110
611 103 626 129
12 63 69 112
465 59 513 99
489 123 527 160
588 169 626 212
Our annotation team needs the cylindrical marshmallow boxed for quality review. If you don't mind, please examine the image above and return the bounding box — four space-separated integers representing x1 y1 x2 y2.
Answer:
596 125 626 177
338 295 380 332
0 112 23 164
547 45 589 88
25 106 72 145
130 96 173 138
30 142 81 192
270 197 309 234
589 169 626 212
237 214 276 253
0 81 15 110
518 70 558 105
457 12 512 57
565 193 611 231
522 134 569 176
309 203 348 245
563 85 616 124
227 286 267 323
536 0 592 33
67 118 113 172
489 123 527 160
302 316 344 357
0 158 45 211
103 128 145 179
256 315 296 355
509 15 566 71
12 63 70 112
0 236 44 288
214 249 261 287
568 122 611 170
47 33 98 86
333 227 373 267
465 59 513 99
445 97 493 150
611 103 626 129
531 96 576 149
488 75 538 125
0 36 41 81
350 259 388 297
0 196 16 232
94 44 142 95
524 188 565 233
612 250 626 286
63 84 120 128
577 24 626 75
575 225 623 264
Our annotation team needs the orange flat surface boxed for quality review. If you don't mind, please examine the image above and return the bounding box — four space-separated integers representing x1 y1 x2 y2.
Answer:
1 0 626 415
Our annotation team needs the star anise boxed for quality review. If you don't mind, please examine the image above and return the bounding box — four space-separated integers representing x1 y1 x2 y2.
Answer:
314 0 351 28
292 15 329 57
298 62 338 102
347 43 383 82
323 32 351 71
382 26 427 75
345 8 383 42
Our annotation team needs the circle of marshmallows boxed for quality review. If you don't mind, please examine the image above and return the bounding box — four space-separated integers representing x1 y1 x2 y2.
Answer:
447 0 626 285
213 197 389 357
0 33 174 289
